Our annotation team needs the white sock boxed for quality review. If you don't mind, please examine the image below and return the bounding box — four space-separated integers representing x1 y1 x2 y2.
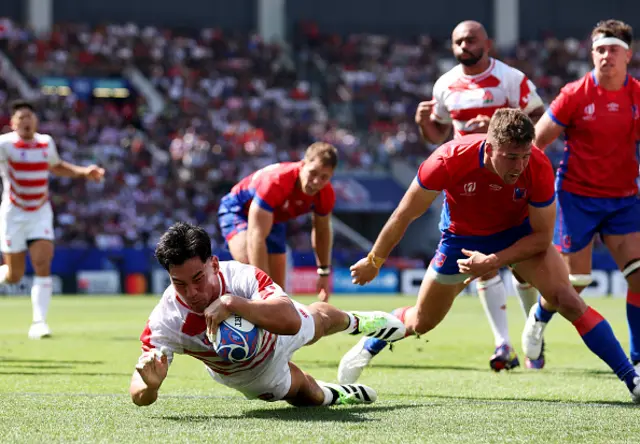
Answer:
343 312 358 334
477 275 510 347
31 276 53 324
512 274 538 319
320 384 335 406
0 264 8 284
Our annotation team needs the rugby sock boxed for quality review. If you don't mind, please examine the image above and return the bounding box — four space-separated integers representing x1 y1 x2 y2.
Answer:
477 275 511 347
0 264 8 284
320 384 337 406
534 295 556 323
573 307 638 391
344 312 359 334
512 274 538 319
31 276 53 323
363 306 412 356
627 291 640 363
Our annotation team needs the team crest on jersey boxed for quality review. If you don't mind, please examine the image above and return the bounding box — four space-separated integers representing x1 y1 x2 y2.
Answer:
433 251 447 268
513 188 527 201
482 90 494 104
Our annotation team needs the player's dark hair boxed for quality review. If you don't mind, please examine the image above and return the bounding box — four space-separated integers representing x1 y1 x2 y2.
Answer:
10 99 35 114
591 19 633 45
487 108 535 148
155 222 212 271
304 142 338 169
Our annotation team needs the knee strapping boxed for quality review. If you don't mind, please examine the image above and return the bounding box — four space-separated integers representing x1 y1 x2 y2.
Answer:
622 258 640 279
569 274 593 287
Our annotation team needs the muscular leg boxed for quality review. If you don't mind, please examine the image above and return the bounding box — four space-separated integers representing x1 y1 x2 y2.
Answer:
268 253 287 290
603 232 640 364
515 245 639 396
28 240 54 333
227 231 250 264
284 362 326 406
0 251 27 284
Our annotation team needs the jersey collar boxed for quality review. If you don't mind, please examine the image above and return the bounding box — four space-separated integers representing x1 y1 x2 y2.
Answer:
591 70 629 87
479 141 486 168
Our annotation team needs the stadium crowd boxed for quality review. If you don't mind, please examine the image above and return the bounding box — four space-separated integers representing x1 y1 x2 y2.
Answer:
1 19 638 251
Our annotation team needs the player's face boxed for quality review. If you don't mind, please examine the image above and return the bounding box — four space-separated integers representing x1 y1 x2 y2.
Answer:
592 44 630 77
489 143 532 184
452 28 487 67
169 256 221 313
299 158 334 195
11 108 38 140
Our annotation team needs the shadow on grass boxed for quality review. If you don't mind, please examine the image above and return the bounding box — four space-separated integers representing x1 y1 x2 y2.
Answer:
298 360 484 372
0 371 131 377
158 404 416 423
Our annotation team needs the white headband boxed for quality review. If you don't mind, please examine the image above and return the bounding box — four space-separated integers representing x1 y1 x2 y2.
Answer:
592 34 629 50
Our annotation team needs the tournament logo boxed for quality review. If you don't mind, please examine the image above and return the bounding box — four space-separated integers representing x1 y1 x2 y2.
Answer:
461 182 476 196
583 103 596 121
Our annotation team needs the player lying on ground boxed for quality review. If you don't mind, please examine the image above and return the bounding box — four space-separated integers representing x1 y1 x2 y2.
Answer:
0 100 105 339
416 20 546 370
218 142 336 303
524 19 640 373
338 109 640 402
129 222 406 407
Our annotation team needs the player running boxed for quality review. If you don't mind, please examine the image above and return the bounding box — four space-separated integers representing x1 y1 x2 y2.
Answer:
525 19 640 373
129 222 406 407
414 20 546 370
338 109 640 403
218 142 336 302
0 100 105 339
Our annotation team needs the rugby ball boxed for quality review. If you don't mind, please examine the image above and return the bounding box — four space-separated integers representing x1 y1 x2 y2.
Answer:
214 314 261 363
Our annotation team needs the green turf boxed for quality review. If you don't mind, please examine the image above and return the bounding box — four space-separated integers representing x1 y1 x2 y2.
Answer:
1 295 639 443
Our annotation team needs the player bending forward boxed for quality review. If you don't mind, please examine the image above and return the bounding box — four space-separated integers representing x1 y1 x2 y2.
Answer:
130 222 406 407
218 142 336 302
338 109 640 402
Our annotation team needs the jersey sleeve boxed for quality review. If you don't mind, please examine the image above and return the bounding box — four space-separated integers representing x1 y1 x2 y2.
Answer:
431 78 452 124
509 72 544 114
253 175 289 212
416 147 450 191
46 136 61 166
313 184 335 216
528 150 556 207
139 318 178 364
547 84 579 128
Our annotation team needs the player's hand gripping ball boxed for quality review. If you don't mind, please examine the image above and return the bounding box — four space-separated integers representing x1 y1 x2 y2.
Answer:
214 314 262 363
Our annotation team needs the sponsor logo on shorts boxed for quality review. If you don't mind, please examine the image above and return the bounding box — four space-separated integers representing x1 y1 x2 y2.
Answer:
298 308 309 319
562 235 571 249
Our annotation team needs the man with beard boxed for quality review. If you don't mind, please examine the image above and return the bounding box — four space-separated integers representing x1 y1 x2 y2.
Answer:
364 21 547 372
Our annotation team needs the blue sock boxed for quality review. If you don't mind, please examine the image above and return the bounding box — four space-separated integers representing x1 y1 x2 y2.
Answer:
627 291 640 363
364 337 388 355
535 295 556 323
575 307 638 391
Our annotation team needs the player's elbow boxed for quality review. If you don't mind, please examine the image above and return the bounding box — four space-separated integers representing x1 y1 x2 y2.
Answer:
281 306 302 335
130 389 157 407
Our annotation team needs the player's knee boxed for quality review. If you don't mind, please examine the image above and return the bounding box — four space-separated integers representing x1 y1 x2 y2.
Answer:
5 270 23 284
307 302 332 336
550 285 587 319
622 258 640 292
30 258 51 274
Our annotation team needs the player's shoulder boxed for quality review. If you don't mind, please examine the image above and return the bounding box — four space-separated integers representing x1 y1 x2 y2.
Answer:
527 145 554 174
218 260 261 292
147 285 184 329
492 58 526 79
433 64 464 91
559 73 590 96
34 132 54 144
0 131 18 145
439 134 486 160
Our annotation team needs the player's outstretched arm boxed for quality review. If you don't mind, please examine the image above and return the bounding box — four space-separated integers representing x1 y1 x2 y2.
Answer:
130 350 169 406
50 161 105 182
311 213 333 301
351 181 439 284
247 202 274 273
533 113 565 150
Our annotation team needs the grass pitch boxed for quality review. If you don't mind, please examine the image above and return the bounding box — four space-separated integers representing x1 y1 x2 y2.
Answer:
1 295 639 443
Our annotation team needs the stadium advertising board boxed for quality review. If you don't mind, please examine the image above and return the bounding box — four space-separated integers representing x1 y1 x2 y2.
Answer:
332 268 399 294
0 275 63 295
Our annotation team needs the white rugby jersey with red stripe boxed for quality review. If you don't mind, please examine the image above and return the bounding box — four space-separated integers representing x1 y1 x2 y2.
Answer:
139 261 284 382
0 131 61 211
431 58 543 137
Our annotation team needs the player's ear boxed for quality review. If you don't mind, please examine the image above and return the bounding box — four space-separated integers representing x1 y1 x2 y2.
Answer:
485 142 492 155
210 256 220 273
